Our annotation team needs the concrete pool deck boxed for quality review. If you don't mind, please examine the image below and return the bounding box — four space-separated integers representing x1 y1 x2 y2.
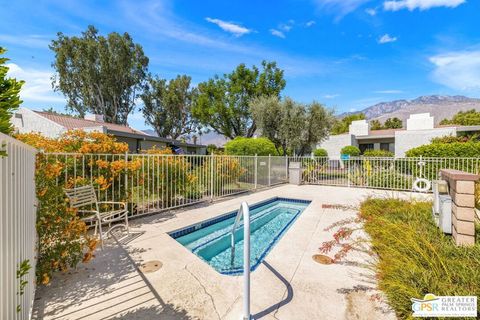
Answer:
32 185 431 320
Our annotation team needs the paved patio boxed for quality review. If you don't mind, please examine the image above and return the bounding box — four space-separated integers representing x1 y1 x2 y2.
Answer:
32 185 431 320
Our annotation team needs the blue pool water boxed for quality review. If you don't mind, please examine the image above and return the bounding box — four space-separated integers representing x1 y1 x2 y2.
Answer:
169 197 310 275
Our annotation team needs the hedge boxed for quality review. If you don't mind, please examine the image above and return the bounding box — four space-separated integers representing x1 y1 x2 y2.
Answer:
340 145 360 156
313 148 328 157
224 137 278 156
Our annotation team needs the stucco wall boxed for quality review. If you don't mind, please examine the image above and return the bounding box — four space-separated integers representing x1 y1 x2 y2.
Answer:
394 127 456 157
11 108 65 138
317 134 356 159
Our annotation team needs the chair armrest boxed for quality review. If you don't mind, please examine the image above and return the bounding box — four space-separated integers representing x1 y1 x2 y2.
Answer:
77 210 99 220
97 201 127 209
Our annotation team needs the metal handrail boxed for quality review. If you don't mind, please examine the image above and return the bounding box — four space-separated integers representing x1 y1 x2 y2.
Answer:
229 201 251 320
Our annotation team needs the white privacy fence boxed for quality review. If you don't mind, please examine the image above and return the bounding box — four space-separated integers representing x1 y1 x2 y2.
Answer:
292 156 480 191
41 153 289 218
0 133 37 320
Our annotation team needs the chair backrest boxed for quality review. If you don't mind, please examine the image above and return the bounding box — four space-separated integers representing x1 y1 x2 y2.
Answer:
64 185 98 209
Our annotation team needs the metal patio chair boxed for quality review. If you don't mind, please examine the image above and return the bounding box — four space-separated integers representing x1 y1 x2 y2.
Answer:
64 185 129 248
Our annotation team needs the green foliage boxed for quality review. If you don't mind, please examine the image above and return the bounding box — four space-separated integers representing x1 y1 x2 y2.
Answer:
192 61 286 139
16 260 31 313
406 141 480 157
360 198 480 319
250 96 334 155
370 119 383 130
50 25 149 124
340 145 360 156
206 144 219 155
0 47 24 135
440 109 480 126
313 148 328 157
384 117 402 129
331 113 365 135
362 149 394 157
141 75 198 139
224 137 277 156
370 117 403 130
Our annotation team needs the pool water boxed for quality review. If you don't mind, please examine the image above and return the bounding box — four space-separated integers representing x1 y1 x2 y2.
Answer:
169 198 310 275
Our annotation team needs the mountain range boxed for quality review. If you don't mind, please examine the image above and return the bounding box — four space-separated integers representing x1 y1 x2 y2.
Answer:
341 95 480 124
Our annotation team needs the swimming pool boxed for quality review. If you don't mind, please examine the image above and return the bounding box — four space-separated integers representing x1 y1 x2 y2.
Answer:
169 197 310 275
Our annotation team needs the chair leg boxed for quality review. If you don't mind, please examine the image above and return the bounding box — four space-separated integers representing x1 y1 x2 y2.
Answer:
125 215 129 234
97 217 104 250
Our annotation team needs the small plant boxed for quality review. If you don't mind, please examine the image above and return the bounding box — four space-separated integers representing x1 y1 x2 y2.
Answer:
362 149 394 157
16 259 31 313
313 148 328 157
340 145 360 156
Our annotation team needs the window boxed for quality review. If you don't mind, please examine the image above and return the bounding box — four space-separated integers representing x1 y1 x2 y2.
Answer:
359 144 374 154
380 143 390 151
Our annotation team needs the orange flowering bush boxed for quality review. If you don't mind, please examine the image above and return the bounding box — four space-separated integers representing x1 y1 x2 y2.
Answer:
16 131 135 284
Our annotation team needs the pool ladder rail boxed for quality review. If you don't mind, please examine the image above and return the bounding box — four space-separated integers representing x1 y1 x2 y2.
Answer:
230 201 253 320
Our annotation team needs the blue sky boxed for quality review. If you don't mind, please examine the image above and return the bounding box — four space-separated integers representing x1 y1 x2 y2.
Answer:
1 0 480 130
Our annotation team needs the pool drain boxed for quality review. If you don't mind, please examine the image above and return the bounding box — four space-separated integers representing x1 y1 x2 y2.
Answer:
139 260 162 273
312 254 334 265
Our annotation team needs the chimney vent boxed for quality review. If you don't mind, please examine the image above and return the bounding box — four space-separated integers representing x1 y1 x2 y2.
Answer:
85 114 105 123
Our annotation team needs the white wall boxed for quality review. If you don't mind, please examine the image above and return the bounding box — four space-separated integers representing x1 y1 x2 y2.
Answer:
406 113 434 130
394 127 456 157
349 119 369 136
318 134 356 159
11 108 65 138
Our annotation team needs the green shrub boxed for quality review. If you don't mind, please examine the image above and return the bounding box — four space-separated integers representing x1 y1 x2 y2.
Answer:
313 148 328 157
224 137 278 156
340 145 360 156
406 141 480 157
0 47 23 135
360 199 480 319
362 149 394 157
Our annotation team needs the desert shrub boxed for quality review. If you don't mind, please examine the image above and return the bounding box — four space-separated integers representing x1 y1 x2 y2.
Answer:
406 141 480 158
224 137 278 156
362 149 394 157
360 199 480 319
313 148 328 157
340 145 360 156
320 198 480 319
197 155 247 196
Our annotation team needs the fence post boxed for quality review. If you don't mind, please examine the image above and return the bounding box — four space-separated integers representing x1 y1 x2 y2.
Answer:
285 155 288 181
124 152 128 201
210 153 214 201
254 154 258 190
268 154 271 186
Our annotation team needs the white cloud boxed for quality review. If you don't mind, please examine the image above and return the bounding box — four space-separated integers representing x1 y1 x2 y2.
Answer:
313 0 373 19
6 63 65 103
429 50 480 90
0 34 51 49
365 8 377 15
305 20 316 27
374 90 403 93
270 29 286 39
383 0 465 11
205 17 252 37
324 94 340 99
378 33 397 43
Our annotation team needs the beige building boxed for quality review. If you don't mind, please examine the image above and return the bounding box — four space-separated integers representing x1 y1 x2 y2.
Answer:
11 107 207 154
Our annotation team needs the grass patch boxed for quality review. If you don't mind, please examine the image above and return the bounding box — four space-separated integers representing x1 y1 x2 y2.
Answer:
360 198 480 319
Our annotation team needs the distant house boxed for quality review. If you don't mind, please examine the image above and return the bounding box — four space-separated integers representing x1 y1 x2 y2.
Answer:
11 107 207 154
319 113 480 158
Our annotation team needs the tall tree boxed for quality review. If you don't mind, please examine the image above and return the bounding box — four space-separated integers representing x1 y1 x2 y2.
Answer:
0 47 23 134
370 119 383 130
251 96 334 155
192 61 286 139
331 113 365 135
384 117 403 129
141 75 198 139
50 25 149 124
440 109 480 126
